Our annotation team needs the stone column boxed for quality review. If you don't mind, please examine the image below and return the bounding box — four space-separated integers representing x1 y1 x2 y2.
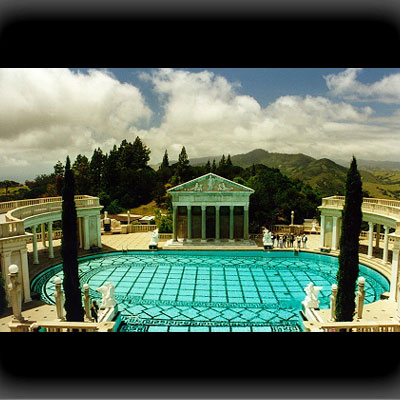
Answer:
390 239 400 300
320 215 325 248
96 215 102 248
32 225 39 264
367 222 374 258
84 216 90 250
243 205 249 240
48 222 54 258
376 224 381 249
187 205 192 242
19 248 32 302
54 277 65 320
41 223 46 247
201 205 206 242
215 205 220 241
383 225 389 264
172 205 178 241
329 284 338 322
355 277 365 319
78 217 83 248
82 283 92 321
8 265 24 323
332 216 338 250
1 252 12 291
229 205 234 242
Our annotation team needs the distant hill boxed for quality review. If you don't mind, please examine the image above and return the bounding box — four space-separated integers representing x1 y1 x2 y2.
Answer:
151 148 400 199
333 158 400 172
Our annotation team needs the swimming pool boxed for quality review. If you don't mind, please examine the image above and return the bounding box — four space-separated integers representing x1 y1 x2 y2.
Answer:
31 250 390 332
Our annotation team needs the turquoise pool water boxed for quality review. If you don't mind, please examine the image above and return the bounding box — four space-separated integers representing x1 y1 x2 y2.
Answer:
31 250 390 332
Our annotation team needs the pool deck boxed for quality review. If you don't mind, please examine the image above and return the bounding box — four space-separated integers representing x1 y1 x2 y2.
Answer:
0 232 397 332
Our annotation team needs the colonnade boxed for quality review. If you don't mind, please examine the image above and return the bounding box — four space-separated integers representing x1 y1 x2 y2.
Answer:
172 204 249 242
30 215 102 265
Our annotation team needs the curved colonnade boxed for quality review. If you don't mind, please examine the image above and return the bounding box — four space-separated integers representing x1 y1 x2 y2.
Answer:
0 196 102 304
319 196 400 301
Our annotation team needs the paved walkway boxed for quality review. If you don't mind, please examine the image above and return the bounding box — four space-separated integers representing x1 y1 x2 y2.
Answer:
0 231 397 332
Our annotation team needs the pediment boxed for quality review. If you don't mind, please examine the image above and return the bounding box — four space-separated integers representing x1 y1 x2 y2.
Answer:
167 173 254 193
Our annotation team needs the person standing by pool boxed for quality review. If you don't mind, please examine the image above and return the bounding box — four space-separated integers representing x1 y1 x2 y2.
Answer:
290 234 295 248
296 234 301 249
271 234 275 247
276 234 280 248
302 234 308 248
286 235 290 248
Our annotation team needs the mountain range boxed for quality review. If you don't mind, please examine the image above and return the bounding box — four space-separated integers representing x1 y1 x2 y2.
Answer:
153 149 400 199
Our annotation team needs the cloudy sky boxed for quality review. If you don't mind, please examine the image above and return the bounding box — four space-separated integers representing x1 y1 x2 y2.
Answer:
1 67 400 182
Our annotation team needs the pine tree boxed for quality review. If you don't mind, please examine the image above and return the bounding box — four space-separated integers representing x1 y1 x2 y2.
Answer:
176 146 189 183
335 156 363 322
211 159 217 173
61 157 84 322
160 150 169 169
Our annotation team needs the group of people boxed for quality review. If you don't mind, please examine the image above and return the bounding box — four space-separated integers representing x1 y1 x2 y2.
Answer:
270 233 308 249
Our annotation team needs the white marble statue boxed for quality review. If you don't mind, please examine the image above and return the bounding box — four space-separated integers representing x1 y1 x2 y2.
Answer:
207 175 215 191
193 183 203 191
149 228 159 248
97 281 117 309
218 182 227 191
262 228 273 247
303 282 322 309
311 219 317 233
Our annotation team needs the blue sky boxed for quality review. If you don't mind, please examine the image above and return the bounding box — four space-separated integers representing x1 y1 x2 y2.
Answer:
1 68 400 181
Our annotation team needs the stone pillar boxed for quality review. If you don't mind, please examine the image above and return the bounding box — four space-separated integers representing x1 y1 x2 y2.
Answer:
96 215 102 248
41 223 47 247
1 252 12 300
78 217 83 248
187 206 192 242
201 205 206 242
368 221 374 258
8 264 24 322
376 224 381 249
54 277 65 320
172 205 178 241
32 225 39 264
84 216 90 250
390 239 400 300
211 205 218 241
229 205 234 242
82 283 92 321
243 205 249 240
329 283 338 322
355 277 365 319
48 222 54 258
19 249 32 302
383 225 389 264
320 215 325 248
332 216 338 250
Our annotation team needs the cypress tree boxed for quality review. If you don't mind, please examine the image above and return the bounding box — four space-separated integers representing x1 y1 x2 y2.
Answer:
61 157 84 322
335 156 363 321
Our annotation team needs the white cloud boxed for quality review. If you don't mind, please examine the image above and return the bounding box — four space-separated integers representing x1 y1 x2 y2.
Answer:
324 68 400 103
0 68 152 178
1 67 399 182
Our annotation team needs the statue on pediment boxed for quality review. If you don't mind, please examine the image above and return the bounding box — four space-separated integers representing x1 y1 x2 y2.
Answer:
218 182 227 191
193 183 203 191
207 175 215 191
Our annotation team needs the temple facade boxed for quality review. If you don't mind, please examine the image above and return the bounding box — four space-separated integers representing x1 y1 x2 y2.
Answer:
167 173 254 242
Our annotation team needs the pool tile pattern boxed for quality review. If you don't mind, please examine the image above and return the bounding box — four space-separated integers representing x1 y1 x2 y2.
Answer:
31 251 389 332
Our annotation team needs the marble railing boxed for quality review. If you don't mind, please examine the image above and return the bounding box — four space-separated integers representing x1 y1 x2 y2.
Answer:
321 196 400 221
0 220 26 238
6 196 100 222
0 195 90 214
303 320 400 332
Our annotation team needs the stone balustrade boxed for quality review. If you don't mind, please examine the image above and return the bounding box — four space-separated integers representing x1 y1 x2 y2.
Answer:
6 196 100 223
303 320 400 332
0 221 25 238
8 320 115 332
